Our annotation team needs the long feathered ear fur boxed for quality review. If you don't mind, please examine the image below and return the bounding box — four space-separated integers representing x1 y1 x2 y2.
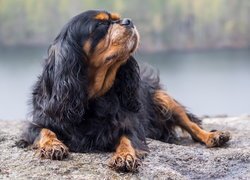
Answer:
114 56 141 112
36 33 88 124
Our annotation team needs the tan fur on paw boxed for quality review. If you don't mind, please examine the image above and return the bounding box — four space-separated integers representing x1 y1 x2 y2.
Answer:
109 153 141 172
206 131 231 148
37 139 69 160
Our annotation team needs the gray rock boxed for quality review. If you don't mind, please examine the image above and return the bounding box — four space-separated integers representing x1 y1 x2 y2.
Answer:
0 117 249 179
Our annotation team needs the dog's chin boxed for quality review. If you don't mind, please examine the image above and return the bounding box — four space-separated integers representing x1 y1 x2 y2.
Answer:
112 35 138 60
118 37 138 60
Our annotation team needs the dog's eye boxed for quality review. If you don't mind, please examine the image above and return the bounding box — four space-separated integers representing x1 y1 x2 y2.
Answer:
89 21 110 34
98 21 110 26
111 20 121 24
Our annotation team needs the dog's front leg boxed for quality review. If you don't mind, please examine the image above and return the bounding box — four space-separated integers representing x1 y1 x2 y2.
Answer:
35 128 69 160
109 136 141 172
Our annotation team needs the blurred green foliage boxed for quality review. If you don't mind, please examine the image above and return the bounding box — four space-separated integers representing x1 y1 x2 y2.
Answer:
0 0 249 51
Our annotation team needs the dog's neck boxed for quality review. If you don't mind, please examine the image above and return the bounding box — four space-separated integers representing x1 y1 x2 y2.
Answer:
87 60 125 99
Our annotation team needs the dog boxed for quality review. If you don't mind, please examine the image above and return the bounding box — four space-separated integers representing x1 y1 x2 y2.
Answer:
17 10 231 172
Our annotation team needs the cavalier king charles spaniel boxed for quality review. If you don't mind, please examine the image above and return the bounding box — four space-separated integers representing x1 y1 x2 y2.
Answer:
17 10 231 172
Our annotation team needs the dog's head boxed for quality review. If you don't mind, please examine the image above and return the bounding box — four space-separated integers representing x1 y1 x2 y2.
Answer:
55 10 139 65
82 10 139 66
42 10 141 121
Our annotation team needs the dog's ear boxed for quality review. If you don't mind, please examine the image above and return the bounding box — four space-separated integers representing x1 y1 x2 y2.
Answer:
114 56 141 112
39 36 88 123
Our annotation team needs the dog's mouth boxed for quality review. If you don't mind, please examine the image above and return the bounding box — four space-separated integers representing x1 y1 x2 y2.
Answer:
94 25 139 65
108 20 139 54
103 28 138 64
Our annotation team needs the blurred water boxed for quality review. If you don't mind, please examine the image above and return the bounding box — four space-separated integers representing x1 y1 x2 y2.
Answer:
0 47 249 120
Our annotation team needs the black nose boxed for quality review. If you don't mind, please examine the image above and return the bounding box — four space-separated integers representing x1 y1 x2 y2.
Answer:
120 18 134 28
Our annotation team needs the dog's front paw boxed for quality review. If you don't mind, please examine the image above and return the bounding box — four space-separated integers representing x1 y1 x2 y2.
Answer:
38 139 69 160
205 130 231 148
109 153 141 172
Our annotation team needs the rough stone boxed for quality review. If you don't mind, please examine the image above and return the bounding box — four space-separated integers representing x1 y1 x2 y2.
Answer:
0 116 249 179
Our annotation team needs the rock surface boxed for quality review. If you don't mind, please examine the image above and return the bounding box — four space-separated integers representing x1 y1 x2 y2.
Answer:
0 116 250 179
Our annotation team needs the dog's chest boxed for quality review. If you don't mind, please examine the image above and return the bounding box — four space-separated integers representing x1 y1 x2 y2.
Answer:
86 90 120 118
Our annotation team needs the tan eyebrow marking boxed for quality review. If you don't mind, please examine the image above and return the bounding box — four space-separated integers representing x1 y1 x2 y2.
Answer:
110 13 120 20
95 13 109 20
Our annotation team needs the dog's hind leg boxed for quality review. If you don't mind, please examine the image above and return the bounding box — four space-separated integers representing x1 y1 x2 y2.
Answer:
153 90 231 147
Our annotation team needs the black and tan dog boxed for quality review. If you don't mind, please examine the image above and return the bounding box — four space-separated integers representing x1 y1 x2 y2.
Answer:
17 10 231 172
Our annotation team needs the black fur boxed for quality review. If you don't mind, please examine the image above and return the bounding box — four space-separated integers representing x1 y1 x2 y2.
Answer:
18 10 201 153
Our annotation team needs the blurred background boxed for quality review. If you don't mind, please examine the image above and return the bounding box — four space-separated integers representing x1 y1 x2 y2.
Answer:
0 0 249 120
